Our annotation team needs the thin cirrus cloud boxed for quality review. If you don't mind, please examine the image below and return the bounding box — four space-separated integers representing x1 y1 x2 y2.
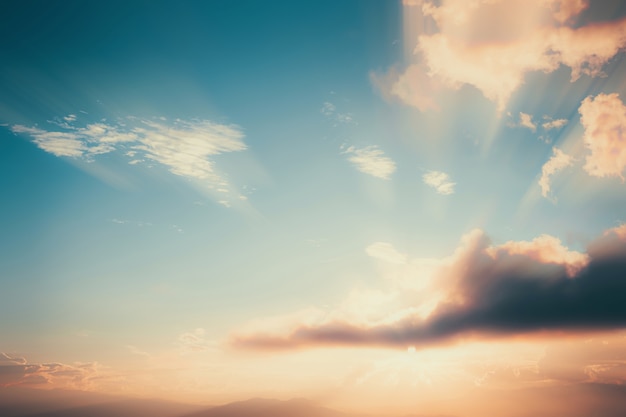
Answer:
11 116 247 200
538 147 574 199
342 145 396 180
423 170 455 195
230 225 626 350
376 0 626 111
578 93 626 180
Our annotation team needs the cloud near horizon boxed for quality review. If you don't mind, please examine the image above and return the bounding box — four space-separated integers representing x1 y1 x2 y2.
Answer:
0 352 100 390
230 225 626 350
375 0 626 111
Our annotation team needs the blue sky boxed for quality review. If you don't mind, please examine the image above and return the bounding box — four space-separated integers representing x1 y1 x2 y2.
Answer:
2 1 626 414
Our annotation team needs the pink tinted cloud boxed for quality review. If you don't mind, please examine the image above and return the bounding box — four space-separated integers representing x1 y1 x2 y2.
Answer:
376 0 626 111
578 93 626 180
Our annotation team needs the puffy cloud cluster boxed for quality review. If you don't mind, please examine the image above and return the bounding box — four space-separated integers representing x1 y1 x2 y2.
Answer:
230 225 626 350
377 0 626 111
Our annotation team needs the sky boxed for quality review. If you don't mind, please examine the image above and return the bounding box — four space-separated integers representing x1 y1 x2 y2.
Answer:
1 0 626 416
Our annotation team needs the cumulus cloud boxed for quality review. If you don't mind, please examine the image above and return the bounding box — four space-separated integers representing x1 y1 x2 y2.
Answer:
11 116 248 202
578 93 626 180
342 145 396 180
423 170 455 195
230 226 626 350
375 0 626 111
539 147 574 199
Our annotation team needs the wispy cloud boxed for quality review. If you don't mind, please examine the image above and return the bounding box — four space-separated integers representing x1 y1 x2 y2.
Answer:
538 147 574 200
321 101 354 125
519 112 537 132
366 242 408 265
342 145 396 180
542 117 568 130
178 328 215 354
230 226 626 350
579 93 626 180
423 170 455 195
11 116 248 204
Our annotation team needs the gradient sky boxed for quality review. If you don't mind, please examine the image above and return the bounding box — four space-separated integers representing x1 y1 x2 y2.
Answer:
2 1 626 416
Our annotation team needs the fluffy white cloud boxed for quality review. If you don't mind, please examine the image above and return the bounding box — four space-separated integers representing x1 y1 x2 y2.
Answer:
578 93 626 180
423 170 455 195
377 0 626 111
343 145 396 180
538 147 574 199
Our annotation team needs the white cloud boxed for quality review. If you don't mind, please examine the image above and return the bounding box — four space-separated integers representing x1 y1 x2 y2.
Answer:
11 117 248 199
375 0 626 111
11 125 85 157
343 145 396 180
542 118 568 130
423 170 455 195
578 93 626 180
519 112 537 132
366 242 408 264
538 147 574 199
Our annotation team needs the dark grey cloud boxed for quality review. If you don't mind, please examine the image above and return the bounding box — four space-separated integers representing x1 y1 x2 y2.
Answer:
232 227 626 350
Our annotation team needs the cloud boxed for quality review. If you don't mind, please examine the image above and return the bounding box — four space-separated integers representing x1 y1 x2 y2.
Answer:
366 242 408 265
376 0 626 111
230 226 626 350
342 145 396 180
542 117 568 130
178 328 215 353
539 147 574 199
371 65 440 112
321 101 354 125
11 125 85 157
423 170 455 195
0 353 100 390
578 93 626 180
11 117 248 201
519 112 537 132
